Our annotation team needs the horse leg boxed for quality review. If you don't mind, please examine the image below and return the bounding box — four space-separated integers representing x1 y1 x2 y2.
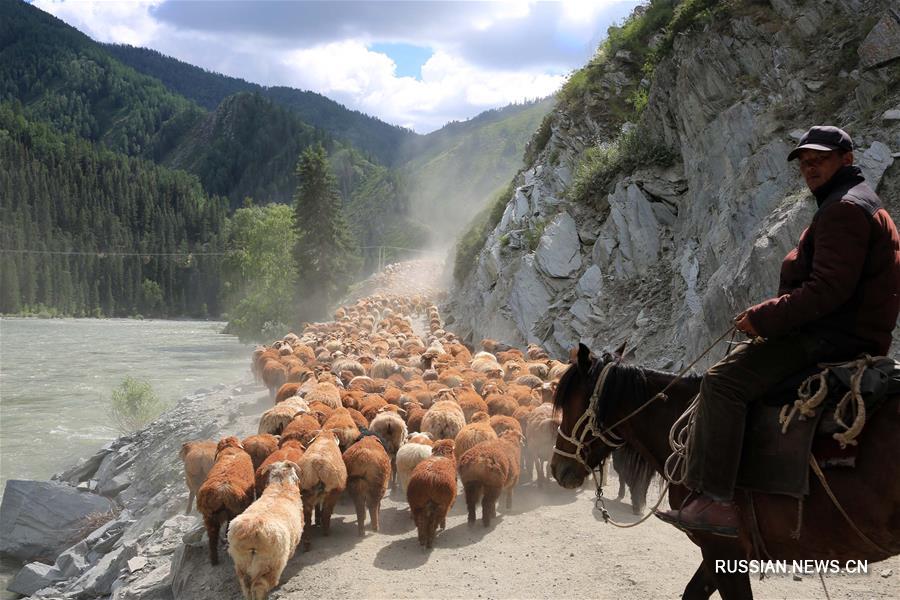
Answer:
681 562 717 600
700 544 752 600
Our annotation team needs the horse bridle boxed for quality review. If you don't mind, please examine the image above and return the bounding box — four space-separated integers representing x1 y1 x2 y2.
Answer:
553 360 625 473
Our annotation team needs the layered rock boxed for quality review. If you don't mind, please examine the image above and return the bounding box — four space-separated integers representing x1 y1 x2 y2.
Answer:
448 0 900 367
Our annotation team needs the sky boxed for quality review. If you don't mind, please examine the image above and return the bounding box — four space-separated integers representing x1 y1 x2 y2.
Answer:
32 0 642 133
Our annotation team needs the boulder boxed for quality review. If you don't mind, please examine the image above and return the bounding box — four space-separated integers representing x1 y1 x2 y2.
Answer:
858 10 900 70
7 562 64 597
0 480 114 562
857 141 894 190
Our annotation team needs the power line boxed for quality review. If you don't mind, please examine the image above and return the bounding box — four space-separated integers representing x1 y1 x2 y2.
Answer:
0 248 228 257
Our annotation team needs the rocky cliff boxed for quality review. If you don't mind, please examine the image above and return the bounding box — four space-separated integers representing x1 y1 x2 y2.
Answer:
447 0 900 368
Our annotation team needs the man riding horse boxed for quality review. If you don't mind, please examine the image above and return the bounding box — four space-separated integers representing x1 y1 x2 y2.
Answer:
656 125 900 536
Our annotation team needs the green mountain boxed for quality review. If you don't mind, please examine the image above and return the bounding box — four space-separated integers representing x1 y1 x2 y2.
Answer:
103 43 417 166
401 98 555 245
162 91 325 208
0 0 204 159
0 103 228 318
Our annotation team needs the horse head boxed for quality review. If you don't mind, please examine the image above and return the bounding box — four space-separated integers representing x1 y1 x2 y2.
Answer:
550 342 624 489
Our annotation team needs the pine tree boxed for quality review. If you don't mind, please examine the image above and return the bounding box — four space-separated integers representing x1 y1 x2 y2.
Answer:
292 144 360 320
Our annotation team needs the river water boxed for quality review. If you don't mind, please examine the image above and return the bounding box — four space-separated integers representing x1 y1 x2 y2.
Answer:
0 318 252 495
0 318 252 595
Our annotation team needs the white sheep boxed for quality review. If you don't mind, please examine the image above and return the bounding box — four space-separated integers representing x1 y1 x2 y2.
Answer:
258 397 309 436
421 400 466 441
369 410 408 487
227 461 304 600
395 437 434 493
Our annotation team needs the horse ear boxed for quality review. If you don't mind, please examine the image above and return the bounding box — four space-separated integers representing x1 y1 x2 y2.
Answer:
613 340 627 358
577 343 592 374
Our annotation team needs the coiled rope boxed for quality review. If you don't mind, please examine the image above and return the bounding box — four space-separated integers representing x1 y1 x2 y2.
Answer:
779 354 878 448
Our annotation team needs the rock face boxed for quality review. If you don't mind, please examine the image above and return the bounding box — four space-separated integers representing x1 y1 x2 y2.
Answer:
448 0 900 367
0 480 114 563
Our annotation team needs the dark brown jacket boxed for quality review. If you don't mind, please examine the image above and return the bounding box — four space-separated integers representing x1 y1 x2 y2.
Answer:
747 166 900 355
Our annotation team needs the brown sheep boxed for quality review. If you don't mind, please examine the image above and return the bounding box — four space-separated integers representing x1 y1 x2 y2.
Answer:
179 440 216 515
255 439 306 496
342 435 392 535
458 429 523 526
196 437 255 565
261 361 288 399
485 393 518 417
242 434 280 471
454 412 498 460
274 382 304 404
489 414 523 437
297 431 347 549
406 439 457 549
323 407 361 452
346 407 369 430
401 400 427 433
281 413 321 447
455 388 489 423
524 403 560 487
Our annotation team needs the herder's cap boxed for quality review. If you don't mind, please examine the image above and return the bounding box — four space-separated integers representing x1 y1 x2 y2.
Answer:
787 126 853 161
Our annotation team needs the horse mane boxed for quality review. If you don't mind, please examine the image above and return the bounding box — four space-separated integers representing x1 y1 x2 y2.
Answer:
552 362 581 413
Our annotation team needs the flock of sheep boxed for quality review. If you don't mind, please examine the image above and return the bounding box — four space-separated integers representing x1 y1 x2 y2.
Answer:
177 294 641 600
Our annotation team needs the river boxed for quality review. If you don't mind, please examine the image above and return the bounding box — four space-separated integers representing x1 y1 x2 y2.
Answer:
0 318 252 496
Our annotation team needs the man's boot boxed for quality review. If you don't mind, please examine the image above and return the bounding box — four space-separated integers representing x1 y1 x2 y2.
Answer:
655 494 740 537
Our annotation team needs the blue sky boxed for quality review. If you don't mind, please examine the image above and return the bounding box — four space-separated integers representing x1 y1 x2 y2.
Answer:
33 0 642 133
370 43 433 80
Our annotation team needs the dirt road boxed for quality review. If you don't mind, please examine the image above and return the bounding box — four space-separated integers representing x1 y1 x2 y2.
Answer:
176 461 898 600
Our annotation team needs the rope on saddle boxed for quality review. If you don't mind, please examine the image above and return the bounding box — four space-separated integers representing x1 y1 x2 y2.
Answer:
779 355 875 448
808 454 892 556
663 327 738 486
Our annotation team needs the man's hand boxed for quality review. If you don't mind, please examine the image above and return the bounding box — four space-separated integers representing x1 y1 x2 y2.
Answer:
734 311 760 337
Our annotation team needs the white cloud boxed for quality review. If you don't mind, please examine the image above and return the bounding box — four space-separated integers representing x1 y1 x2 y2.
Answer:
32 0 164 46
30 0 640 133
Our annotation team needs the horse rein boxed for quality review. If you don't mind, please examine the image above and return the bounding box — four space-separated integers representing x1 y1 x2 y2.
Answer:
552 327 738 528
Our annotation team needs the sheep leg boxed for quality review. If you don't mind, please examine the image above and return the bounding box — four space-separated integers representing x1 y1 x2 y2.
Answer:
426 513 439 549
353 493 367 536
505 486 513 511
482 487 501 527
413 510 426 546
314 503 323 528
185 491 194 515
368 493 381 532
236 572 251 600
250 569 277 600
464 481 483 525
536 458 546 488
322 490 341 536
204 516 220 566
301 500 314 551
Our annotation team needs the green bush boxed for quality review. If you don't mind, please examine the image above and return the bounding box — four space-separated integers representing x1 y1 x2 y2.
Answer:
524 219 547 252
569 127 678 205
108 377 166 434
523 114 553 166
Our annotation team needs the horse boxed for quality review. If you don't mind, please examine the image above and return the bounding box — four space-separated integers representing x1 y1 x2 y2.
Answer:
550 343 900 600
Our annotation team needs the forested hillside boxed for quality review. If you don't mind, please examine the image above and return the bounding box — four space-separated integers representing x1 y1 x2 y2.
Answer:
0 103 228 318
104 43 417 166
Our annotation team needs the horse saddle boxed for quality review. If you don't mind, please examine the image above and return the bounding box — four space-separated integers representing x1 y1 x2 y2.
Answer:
736 356 900 498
